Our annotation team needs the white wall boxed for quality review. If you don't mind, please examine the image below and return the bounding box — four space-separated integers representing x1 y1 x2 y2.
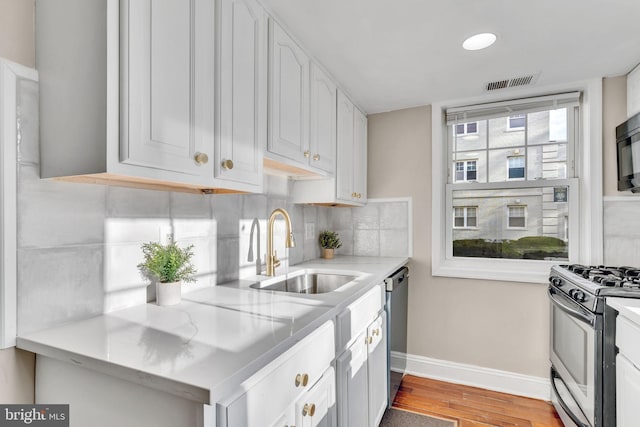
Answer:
0 0 35 404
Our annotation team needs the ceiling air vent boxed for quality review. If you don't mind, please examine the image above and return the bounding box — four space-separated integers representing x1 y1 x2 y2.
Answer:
485 73 539 91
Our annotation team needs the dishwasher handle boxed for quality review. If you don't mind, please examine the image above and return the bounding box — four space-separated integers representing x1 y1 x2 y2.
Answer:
385 267 409 291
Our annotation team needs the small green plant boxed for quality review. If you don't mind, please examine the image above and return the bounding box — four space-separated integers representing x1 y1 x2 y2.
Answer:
319 230 342 250
138 238 196 284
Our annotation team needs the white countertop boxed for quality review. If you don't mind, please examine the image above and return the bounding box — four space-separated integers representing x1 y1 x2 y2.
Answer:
607 297 640 326
17 256 407 405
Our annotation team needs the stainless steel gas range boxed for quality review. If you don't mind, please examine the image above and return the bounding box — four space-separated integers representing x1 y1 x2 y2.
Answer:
548 264 640 427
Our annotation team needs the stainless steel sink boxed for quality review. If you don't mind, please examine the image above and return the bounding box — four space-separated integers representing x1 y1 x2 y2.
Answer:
250 272 357 294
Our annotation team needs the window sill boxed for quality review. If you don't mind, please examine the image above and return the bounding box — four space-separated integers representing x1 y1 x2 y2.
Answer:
433 257 554 284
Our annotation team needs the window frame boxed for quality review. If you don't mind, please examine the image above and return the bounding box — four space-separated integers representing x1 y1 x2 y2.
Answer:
507 155 526 180
454 159 478 182
507 114 526 131
453 206 478 229
455 121 478 135
431 81 603 284
506 205 527 229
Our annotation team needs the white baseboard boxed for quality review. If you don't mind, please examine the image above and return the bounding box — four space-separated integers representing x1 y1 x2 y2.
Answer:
391 352 551 401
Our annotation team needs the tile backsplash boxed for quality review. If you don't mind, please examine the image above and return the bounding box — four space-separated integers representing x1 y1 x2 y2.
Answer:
14 77 411 334
603 198 640 265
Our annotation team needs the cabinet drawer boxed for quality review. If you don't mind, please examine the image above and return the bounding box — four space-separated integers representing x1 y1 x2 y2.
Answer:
617 315 640 366
337 284 383 352
222 321 335 427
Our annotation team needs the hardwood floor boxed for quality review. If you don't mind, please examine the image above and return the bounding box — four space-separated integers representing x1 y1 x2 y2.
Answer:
392 375 564 427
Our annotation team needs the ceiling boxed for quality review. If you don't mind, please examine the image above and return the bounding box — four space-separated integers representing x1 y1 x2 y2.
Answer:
260 0 640 114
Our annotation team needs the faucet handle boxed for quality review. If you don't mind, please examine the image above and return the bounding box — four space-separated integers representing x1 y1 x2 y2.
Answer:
273 251 281 268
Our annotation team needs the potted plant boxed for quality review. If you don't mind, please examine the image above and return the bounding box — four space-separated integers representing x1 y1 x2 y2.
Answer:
138 238 196 306
319 230 342 259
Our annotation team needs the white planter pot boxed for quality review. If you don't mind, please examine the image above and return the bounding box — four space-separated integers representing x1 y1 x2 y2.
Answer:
156 281 182 306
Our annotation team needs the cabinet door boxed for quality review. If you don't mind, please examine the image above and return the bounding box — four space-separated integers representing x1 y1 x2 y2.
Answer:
336 333 368 427
353 108 367 203
336 91 355 202
268 20 310 164
617 353 640 427
367 312 388 427
309 64 337 175
122 0 214 180
216 0 266 188
296 367 336 427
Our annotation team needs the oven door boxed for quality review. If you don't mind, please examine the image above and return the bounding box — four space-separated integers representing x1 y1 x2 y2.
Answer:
549 286 598 427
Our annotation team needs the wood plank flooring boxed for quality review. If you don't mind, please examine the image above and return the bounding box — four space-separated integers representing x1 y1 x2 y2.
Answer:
392 375 564 427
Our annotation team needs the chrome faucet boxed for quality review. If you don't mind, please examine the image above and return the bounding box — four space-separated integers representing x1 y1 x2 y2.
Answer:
266 208 295 276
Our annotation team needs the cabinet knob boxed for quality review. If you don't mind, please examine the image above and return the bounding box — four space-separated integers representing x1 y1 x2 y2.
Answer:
352 192 357 198
194 152 209 165
374 328 380 336
222 159 234 170
302 403 316 417
295 373 309 387
357 193 362 199
367 336 373 344
313 154 320 161
304 151 310 158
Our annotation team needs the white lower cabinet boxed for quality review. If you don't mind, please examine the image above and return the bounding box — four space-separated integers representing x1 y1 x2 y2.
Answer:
335 285 387 427
616 314 640 427
616 353 640 427
217 321 336 427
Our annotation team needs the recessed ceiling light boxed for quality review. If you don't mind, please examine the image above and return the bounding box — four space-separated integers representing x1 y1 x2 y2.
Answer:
462 33 497 51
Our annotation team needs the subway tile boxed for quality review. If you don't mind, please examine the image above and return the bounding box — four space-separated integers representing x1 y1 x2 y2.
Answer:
379 202 409 229
105 218 171 245
380 229 409 257
18 169 106 248
330 208 352 230
354 230 380 257
211 194 242 238
216 237 239 284
107 186 170 218
17 79 40 165
242 194 268 219
170 192 211 218
335 229 354 256
17 246 104 335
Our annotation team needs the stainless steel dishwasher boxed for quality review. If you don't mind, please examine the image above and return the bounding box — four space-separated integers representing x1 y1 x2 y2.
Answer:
385 266 409 407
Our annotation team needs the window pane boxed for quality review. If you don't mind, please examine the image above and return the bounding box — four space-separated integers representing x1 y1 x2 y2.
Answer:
509 114 526 129
488 117 525 148
452 188 568 260
456 124 465 134
466 122 477 133
527 144 567 179
454 217 465 227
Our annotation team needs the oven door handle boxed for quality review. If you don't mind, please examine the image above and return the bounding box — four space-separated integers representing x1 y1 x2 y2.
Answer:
548 287 596 327
550 367 590 427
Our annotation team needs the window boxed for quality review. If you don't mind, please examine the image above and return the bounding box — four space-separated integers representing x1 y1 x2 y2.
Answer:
433 83 603 284
507 205 526 228
507 114 526 130
455 122 478 135
454 207 477 228
436 91 589 282
454 160 477 182
507 156 525 179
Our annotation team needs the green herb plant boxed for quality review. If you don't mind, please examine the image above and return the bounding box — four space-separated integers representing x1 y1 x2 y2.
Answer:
319 230 342 250
138 238 196 284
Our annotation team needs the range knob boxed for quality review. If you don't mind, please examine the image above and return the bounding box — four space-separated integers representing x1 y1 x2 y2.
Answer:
549 277 562 286
573 290 586 302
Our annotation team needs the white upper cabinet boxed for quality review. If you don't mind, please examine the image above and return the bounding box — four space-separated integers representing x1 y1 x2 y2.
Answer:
215 0 267 190
37 0 264 193
336 91 356 202
309 63 337 175
268 19 310 165
121 0 214 181
289 89 367 206
353 107 368 203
